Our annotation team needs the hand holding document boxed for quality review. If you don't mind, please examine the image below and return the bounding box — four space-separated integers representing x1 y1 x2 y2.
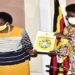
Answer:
34 31 56 53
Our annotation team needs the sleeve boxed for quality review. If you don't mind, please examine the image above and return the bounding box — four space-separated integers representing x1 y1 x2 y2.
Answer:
21 30 33 50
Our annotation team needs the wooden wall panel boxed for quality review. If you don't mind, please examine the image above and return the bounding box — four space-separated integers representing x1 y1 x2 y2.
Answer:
66 0 75 5
0 0 25 28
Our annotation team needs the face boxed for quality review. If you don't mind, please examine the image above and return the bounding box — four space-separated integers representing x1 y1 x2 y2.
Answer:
66 11 75 17
0 18 6 26
66 11 75 26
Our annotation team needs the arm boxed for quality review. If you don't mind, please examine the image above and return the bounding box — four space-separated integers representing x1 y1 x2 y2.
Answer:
21 30 37 56
21 30 33 50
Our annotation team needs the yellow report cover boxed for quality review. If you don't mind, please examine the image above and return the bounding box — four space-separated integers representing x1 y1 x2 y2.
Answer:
34 31 56 52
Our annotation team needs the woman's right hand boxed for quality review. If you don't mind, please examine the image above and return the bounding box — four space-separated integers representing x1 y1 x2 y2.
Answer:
55 33 71 39
48 50 57 56
54 33 63 38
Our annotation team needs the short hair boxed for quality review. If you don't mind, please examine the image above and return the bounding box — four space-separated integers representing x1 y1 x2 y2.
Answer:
0 12 13 24
66 4 75 13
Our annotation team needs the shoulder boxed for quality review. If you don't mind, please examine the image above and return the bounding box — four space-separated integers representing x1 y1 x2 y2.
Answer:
10 26 23 36
13 26 22 31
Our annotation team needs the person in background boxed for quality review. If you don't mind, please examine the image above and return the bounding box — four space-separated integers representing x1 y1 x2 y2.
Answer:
0 12 37 75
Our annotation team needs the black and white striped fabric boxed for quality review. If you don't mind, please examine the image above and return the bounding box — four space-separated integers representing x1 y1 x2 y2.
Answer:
0 31 33 65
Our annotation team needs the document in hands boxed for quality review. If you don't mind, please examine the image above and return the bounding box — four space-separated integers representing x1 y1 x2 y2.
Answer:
34 31 56 53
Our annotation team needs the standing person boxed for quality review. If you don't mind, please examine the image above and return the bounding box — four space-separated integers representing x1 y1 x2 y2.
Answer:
0 12 37 75
49 4 75 75
63 4 75 75
54 4 75 75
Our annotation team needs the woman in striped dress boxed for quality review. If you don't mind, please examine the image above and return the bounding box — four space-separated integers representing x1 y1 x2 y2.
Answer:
0 12 37 75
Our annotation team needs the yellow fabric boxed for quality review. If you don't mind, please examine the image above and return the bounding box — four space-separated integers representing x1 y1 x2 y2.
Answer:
56 39 68 49
72 72 75 74
64 25 75 35
0 60 30 75
0 26 30 75
56 7 62 33
63 27 68 35
54 38 68 49
54 38 73 55
0 26 22 37
58 73 63 75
